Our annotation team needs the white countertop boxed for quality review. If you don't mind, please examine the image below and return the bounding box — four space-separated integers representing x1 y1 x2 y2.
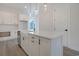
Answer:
21 30 63 39
29 31 63 39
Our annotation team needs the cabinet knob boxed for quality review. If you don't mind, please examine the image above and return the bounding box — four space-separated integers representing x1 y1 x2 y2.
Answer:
65 29 68 31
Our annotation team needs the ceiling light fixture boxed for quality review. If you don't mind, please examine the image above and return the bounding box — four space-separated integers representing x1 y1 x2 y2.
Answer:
24 6 27 9
44 4 47 8
43 4 47 11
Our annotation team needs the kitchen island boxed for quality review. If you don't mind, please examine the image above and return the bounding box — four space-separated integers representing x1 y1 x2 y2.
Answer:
20 31 63 56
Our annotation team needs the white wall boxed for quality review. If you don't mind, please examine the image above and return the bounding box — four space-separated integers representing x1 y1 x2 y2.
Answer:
53 3 79 52
39 4 54 33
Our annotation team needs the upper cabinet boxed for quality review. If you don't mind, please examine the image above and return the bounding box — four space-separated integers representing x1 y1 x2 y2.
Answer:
0 11 18 25
19 14 28 22
18 14 28 31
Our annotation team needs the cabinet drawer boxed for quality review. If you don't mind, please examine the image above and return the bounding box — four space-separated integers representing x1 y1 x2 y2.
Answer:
29 34 39 39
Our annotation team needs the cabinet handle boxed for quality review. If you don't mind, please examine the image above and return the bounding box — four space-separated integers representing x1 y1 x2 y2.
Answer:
23 37 24 40
32 40 34 43
39 39 40 45
32 37 35 39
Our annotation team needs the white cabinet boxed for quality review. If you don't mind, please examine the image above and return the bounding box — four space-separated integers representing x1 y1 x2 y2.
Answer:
29 35 39 56
0 12 3 24
20 32 63 56
24 34 29 54
39 36 63 56
39 37 51 56
9 13 18 24
20 33 25 51
0 11 18 24
21 32 29 54
21 33 40 56
19 14 28 21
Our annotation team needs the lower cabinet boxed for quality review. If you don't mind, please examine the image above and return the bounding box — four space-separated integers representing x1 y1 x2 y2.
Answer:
21 33 40 56
24 34 29 54
39 37 51 56
28 35 51 56
21 33 26 50
20 33 29 54
29 35 40 56
20 33 63 56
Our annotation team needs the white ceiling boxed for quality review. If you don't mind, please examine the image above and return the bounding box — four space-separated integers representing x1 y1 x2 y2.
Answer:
0 3 30 14
0 3 44 14
0 3 53 15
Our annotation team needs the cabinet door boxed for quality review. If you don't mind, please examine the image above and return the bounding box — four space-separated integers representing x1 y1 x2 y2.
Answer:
40 37 51 56
20 33 25 50
29 35 39 56
21 33 30 54
0 11 4 24
3 12 11 24
20 33 27 52
1 11 18 24
68 4 79 51
23 34 29 54
20 32 23 46
10 13 18 24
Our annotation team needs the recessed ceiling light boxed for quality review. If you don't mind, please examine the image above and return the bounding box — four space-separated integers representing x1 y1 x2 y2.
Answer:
24 6 27 8
44 4 47 8
43 4 47 11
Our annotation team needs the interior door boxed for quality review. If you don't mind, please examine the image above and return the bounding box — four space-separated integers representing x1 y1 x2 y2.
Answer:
68 4 79 51
54 4 70 47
